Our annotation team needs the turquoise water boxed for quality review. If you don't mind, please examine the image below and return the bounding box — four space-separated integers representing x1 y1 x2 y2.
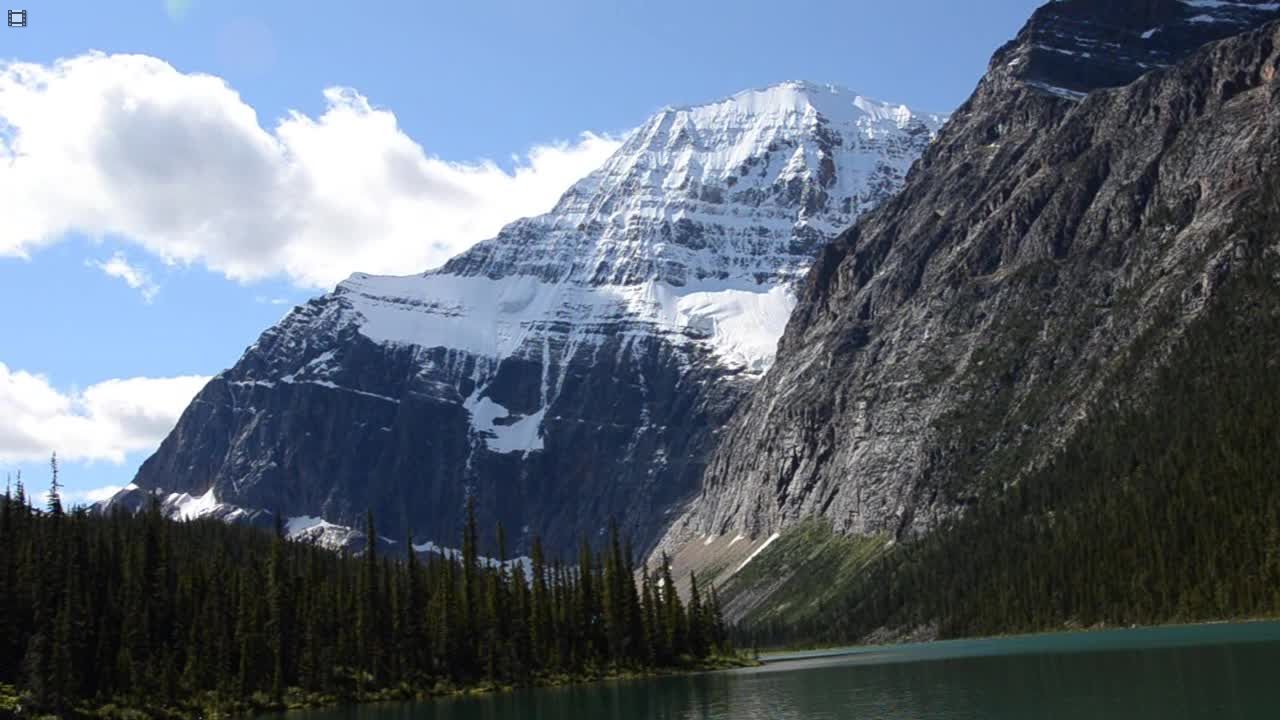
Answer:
273 621 1280 719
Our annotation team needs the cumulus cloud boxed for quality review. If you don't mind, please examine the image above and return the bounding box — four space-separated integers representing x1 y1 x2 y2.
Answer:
89 251 159 301
0 52 622 289
33 485 125 508
0 362 210 464
71 484 126 503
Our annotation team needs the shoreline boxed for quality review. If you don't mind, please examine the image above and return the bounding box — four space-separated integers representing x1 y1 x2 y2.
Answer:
62 620 1280 715
756 615 1280 665
258 656 759 718
66 655 760 719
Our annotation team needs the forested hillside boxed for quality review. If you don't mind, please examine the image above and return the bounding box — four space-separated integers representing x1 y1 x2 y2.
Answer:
0 487 732 718
742 166 1280 646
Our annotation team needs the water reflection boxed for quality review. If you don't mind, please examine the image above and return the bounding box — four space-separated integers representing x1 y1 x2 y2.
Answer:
274 622 1280 720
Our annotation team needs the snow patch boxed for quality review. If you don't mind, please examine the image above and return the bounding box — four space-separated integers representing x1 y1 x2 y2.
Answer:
327 83 946 381
464 392 546 454
285 515 362 550
306 379 400 404
240 376 399 403
412 540 533 576
734 532 781 573
1025 81 1088 101
1179 0 1279 9
666 283 797 373
166 487 219 521
343 273 798 375
285 515 331 536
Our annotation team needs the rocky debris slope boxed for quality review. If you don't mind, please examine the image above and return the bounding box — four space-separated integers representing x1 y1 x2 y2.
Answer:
660 0 1280 558
111 82 944 555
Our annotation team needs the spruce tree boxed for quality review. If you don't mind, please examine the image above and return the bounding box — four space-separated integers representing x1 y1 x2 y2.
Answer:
267 514 289 701
529 535 552 667
686 571 706 659
640 564 660 666
46 453 63 518
659 555 685 660
0 481 760 712
460 497 480 677
602 520 625 666
357 510 380 684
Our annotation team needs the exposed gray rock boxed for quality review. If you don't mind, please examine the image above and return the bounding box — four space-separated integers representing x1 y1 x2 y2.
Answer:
114 83 944 556
659 2 1280 555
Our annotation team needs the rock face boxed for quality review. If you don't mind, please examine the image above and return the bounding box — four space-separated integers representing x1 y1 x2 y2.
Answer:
1005 0 1280 97
114 82 944 555
659 0 1280 553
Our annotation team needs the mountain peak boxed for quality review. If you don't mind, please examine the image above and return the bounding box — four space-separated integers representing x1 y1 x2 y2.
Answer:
120 78 948 555
660 80 941 131
440 81 947 289
992 0 1280 99
657 0 1280 593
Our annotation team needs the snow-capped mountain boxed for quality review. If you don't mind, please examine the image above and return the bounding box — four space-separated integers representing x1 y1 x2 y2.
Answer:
107 81 945 555
352 82 942 374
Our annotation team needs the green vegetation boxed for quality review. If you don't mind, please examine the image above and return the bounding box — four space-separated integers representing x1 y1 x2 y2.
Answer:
719 519 887 629
0 483 736 719
742 149 1280 645
741 171 1280 648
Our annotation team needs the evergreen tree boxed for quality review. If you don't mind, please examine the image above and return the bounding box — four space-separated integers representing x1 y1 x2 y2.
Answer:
686 571 706 659
46 453 63 518
659 554 685 660
267 513 290 701
0 468 739 714
460 497 480 677
529 535 552 667
602 520 626 666
357 510 380 684
622 538 647 666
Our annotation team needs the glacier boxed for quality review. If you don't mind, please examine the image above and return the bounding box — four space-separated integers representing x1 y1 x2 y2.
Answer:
112 80 947 555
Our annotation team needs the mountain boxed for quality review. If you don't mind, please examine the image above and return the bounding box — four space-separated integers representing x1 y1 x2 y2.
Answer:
656 0 1280 621
106 82 945 555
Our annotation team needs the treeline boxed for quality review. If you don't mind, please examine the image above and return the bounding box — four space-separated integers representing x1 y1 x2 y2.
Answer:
741 180 1280 648
0 482 731 717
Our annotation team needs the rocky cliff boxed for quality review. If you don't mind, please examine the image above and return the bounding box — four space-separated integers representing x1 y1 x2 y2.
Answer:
108 82 944 555
660 0 1280 559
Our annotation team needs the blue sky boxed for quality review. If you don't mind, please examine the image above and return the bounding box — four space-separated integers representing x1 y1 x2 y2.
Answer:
0 0 1042 504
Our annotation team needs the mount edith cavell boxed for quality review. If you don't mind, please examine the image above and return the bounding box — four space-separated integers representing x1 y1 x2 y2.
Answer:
106 82 947 555
108 0 1280 643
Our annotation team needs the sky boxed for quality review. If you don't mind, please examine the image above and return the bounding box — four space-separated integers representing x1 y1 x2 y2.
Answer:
0 0 1043 505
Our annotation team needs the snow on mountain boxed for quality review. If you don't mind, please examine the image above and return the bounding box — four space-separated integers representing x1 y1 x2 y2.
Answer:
338 81 945 376
1000 0 1280 99
115 80 946 555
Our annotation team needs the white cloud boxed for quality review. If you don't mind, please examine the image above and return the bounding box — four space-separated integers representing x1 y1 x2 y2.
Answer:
89 251 159 301
72 484 126 503
0 362 210 464
34 485 125 508
0 52 622 289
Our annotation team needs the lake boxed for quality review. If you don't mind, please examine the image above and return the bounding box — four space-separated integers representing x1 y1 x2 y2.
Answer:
272 621 1280 719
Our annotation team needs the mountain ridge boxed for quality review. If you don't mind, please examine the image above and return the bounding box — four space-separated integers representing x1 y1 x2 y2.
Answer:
106 81 945 555
656 0 1280 579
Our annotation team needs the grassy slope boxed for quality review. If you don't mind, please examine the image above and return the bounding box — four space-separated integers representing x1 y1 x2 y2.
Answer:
718 519 887 627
